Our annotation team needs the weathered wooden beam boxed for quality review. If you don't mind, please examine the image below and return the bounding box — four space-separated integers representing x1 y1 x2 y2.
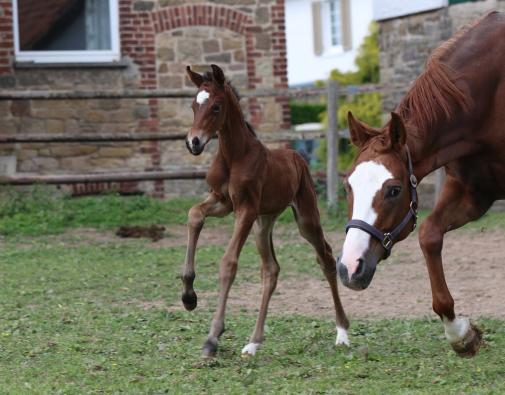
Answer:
0 169 208 185
326 80 339 207
0 129 345 144
0 84 381 100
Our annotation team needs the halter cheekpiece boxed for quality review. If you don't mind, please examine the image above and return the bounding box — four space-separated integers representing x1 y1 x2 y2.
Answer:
345 146 418 258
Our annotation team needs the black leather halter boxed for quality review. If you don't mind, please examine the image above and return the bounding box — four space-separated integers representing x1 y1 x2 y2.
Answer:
345 146 418 258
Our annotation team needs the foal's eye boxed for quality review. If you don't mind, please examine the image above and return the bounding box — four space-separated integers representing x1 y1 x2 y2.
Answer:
386 185 402 199
211 105 221 114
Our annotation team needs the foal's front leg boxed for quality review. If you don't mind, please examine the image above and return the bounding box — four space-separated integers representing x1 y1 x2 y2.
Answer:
182 193 231 310
203 206 257 358
419 176 491 357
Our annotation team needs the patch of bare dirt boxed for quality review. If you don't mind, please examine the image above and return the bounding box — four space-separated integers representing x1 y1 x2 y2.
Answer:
165 227 505 319
10 224 504 319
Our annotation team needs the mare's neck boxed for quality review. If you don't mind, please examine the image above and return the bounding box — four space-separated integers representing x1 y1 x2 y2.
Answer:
407 119 475 181
218 89 257 164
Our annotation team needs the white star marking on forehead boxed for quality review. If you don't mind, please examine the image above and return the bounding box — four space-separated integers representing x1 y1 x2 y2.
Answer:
196 90 210 105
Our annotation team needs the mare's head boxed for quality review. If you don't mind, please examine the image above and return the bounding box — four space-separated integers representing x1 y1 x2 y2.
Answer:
337 111 417 290
185 64 229 155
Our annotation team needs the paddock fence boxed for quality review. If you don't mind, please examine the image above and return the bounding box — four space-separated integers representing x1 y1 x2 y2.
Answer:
0 83 381 205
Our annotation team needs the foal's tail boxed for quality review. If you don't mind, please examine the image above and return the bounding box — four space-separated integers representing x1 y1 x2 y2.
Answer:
293 153 319 207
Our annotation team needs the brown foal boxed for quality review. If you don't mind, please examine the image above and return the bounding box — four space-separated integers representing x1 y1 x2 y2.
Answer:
337 12 505 357
181 64 349 358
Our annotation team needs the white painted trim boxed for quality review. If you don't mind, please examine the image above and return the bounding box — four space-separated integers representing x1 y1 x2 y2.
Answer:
12 0 121 64
373 0 448 21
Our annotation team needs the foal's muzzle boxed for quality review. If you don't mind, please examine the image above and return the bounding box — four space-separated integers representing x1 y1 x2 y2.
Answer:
186 136 204 156
337 256 377 290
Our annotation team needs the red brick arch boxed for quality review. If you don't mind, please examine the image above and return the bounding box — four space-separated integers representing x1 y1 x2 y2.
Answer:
150 5 259 90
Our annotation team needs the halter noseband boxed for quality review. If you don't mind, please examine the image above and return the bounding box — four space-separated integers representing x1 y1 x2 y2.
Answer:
345 146 418 258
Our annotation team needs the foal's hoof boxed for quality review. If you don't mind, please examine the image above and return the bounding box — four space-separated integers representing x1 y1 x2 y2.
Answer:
181 290 197 311
202 338 218 358
450 323 483 358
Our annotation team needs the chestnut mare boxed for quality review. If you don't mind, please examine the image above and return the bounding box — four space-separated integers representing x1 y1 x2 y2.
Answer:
337 11 505 357
181 64 349 358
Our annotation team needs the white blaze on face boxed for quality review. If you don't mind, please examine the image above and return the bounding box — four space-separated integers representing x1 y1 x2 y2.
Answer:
196 90 210 105
341 161 393 276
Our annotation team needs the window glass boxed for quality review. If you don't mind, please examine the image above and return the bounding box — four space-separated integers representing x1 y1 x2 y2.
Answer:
17 0 112 51
321 0 342 52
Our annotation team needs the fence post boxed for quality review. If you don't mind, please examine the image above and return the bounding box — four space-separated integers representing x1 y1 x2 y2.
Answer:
434 167 446 205
326 80 339 208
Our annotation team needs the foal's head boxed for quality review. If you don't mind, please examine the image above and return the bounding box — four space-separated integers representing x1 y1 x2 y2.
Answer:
185 64 230 155
337 112 417 290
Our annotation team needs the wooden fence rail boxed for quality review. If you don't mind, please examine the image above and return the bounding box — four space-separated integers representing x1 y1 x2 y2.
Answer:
0 83 382 201
0 84 380 101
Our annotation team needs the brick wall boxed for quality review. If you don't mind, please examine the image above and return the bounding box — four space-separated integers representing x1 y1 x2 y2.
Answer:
0 0 289 197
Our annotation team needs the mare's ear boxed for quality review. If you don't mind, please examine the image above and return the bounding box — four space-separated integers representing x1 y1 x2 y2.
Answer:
211 64 225 86
348 111 376 147
186 66 204 87
388 112 407 148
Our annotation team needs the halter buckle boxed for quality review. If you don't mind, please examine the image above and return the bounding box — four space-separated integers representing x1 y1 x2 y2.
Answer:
382 233 393 250
410 174 418 188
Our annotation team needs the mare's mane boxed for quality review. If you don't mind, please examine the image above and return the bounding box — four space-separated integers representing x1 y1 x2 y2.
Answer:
395 13 494 134
202 71 257 137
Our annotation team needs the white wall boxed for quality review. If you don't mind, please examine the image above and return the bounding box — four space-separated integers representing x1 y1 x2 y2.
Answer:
373 0 448 21
285 0 373 86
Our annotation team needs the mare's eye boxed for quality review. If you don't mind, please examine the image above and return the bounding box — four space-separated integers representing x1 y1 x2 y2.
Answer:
386 185 402 199
212 105 221 114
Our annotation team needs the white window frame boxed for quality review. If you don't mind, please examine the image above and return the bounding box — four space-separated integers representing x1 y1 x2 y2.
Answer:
12 0 120 64
320 0 344 57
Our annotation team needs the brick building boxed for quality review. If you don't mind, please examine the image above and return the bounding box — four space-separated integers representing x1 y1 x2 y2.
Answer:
0 0 289 197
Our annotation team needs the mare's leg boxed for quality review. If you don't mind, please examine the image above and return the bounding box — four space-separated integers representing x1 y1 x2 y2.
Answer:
182 193 231 310
292 184 350 346
203 206 257 358
419 175 492 357
241 215 279 356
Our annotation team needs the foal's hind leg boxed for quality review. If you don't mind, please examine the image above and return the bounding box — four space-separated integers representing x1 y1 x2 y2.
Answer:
182 193 231 310
419 175 492 357
292 198 350 345
241 215 279 356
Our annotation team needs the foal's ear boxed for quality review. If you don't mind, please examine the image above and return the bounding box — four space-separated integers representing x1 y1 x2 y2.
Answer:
348 111 375 147
186 66 204 87
211 64 225 86
388 112 407 148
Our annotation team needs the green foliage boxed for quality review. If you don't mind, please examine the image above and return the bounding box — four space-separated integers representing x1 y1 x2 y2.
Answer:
289 102 326 125
0 188 203 236
318 23 381 171
330 23 379 86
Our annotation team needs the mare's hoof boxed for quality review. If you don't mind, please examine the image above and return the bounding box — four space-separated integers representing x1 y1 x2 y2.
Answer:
202 338 218 358
181 290 197 311
451 323 483 358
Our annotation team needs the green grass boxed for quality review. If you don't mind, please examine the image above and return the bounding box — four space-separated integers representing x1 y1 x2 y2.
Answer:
0 236 504 394
0 192 504 393
1 188 505 238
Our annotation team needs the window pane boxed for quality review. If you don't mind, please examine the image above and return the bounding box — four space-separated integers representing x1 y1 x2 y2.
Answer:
321 0 341 51
18 0 111 51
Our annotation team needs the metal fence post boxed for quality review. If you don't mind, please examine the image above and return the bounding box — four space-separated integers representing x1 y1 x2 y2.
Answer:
326 80 339 208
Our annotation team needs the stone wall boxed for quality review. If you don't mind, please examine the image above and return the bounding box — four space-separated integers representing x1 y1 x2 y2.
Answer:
0 0 289 197
377 0 505 209
378 0 505 113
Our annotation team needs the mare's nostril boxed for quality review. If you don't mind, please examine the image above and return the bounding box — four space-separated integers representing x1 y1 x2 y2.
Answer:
192 137 200 148
354 258 364 278
337 260 349 283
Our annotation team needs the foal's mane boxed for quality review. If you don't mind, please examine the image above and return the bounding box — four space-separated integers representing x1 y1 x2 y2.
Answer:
396 14 492 134
202 71 257 137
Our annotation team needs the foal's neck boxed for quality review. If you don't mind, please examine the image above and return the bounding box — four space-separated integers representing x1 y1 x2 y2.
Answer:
218 87 258 164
